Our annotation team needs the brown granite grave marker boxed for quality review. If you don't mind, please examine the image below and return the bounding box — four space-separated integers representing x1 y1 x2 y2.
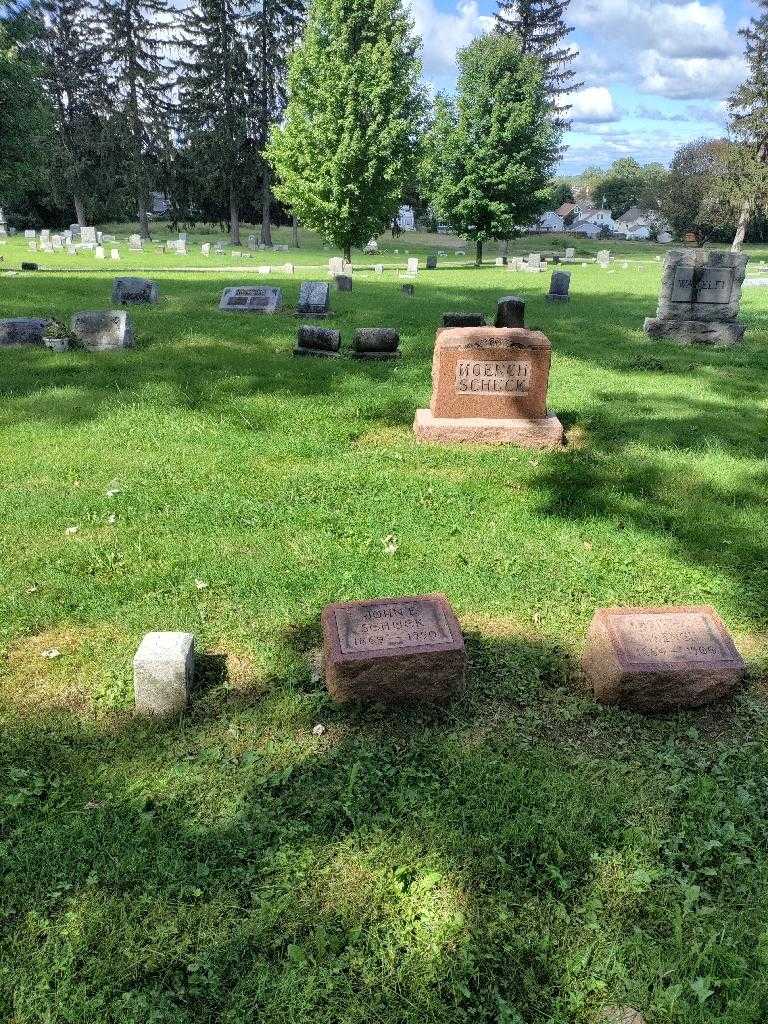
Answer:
322 593 465 703
582 605 746 712
413 325 563 447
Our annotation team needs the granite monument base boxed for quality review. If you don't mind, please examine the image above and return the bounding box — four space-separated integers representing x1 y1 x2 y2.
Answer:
643 317 745 347
413 408 564 448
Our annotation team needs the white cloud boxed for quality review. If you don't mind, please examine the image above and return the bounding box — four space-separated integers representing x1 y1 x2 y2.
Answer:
570 0 745 100
567 86 619 123
407 0 493 80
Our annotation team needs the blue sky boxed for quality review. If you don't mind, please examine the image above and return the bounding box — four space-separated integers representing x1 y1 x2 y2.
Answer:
408 0 757 174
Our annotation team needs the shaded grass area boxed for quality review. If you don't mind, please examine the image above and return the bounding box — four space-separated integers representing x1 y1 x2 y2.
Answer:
1 258 768 1023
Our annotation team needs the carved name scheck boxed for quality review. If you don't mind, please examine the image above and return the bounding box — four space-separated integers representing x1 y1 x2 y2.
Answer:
455 359 531 395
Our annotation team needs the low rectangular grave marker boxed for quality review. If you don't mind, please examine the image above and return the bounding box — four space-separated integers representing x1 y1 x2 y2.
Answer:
219 286 282 313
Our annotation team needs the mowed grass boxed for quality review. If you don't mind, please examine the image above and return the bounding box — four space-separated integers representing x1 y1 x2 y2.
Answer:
1 237 768 1024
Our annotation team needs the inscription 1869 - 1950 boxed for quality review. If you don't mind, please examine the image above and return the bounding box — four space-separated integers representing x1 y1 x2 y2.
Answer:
455 359 531 395
670 267 734 304
335 599 454 654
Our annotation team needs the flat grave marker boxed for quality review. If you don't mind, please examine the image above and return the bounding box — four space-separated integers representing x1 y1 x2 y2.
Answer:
219 286 282 313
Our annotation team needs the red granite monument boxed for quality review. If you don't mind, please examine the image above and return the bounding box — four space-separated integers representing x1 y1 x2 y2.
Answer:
581 605 746 712
322 593 465 703
413 326 564 447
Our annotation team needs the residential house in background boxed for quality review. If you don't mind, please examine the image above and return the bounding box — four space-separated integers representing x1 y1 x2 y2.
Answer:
615 206 672 240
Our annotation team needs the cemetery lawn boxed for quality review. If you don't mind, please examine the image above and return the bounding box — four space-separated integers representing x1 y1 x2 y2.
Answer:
1 236 768 1024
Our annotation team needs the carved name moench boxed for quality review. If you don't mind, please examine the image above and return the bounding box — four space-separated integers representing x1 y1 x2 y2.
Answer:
614 612 735 667
336 600 454 654
670 267 735 305
455 359 531 395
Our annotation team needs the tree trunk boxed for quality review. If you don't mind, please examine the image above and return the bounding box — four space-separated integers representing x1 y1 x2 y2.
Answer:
73 195 86 227
731 201 750 252
260 167 272 246
229 188 241 246
292 214 299 248
475 239 482 266
344 244 351 263
138 196 151 240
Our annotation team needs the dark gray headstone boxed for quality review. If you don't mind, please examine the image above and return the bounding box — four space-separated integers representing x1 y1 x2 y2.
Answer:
442 313 486 328
112 277 159 304
219 286 282 313
401 284 414 296
426 255 437 270
335 275 353 292
21 262 38 271
546 271 571 303
351 328 400 360
294 325 341 357
0 317 47 346
494 296 526 328
70 310 135 351
297 281 330 316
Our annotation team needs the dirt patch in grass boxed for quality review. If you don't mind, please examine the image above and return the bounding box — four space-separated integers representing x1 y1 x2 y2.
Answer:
2 628 96 715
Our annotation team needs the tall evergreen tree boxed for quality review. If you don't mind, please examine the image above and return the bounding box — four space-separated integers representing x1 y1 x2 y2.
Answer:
100 0 175 238
248 0 304 244
728 0 768 251
25 0 109 224
422 32 558 265
177 0 257 244
267 0 422 262
494 0 580 118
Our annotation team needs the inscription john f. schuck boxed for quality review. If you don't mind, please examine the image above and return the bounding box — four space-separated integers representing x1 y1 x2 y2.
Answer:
335 599 454 655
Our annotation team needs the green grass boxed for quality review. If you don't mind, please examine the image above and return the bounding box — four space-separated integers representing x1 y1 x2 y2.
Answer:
1 229 768 1024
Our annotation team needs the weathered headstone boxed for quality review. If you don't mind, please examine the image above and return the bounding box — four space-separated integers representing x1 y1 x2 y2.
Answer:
110 248 120 260
95 245 105 260
426 255 437 270
322 594 465 703
581 605 746 712
296 280 330 317
133 632 194 715
597 249 611 268
201 242 210 256
294 325 341 358
565 247 575 259
351 328 400 360
643 249 748 346
70 310 135 350
282 262 294 274
21 262 38 271
0 317 47 346
374 264 384 274
219 286 282 313
527 253 542 273
494 296 525 328
413 325 563 447
401 283 414 296
442 313 486 328
546 271 571 303
407 257 419 275
24 229 36 239
328 256 344 277
335 275 352 292
257 264 270 274
112 277 159 304
81 226 97 244
248 234 257 250
494 256 507 267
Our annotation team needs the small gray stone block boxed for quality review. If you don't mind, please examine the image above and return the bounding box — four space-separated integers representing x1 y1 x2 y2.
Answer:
133 631 194 715
112 277 159 304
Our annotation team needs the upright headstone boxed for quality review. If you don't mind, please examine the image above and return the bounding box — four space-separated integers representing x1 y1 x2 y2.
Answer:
133 632 194 716
70 310 135 350
294 325 341 358
401 283 414 296
328 256 344 277
296 281 330 317
413 326 563 448
81 226 97 245
218 285 282 313
581 605 746 712
95 245 105 260
494 257 507 267
24 229 36 240
407 257 419 275
335 275 352 292
374 264 384 274
494 296 525 328
282 263 294 274
565 247 575 259
526 253 542 273
110 248 120 260
426 255 437 270
322 594 465 703
201 242 211 256
112 277 159 304
597 249 610 268
351 328 400 360
643 249 748 346
39 229 50 243
248 234 257 250
546 271 571 303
